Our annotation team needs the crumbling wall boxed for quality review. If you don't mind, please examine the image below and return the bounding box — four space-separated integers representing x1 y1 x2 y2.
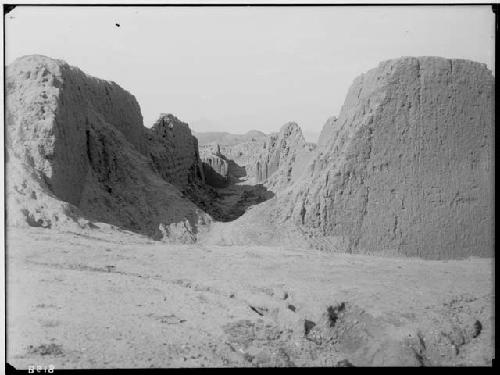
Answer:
255 122 316 190
147 113 205 188
280 57 494 259
6 55 211 240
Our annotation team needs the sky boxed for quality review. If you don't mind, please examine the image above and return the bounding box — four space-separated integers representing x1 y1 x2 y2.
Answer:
5 5 495 141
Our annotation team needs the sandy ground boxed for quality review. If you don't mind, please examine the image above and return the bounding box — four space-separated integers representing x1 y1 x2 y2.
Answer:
6 226 494 368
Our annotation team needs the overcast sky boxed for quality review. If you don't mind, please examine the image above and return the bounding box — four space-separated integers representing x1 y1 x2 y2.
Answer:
5 5 495 140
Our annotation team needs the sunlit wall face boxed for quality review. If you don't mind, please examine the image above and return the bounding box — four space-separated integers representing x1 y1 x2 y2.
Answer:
5 5 495 140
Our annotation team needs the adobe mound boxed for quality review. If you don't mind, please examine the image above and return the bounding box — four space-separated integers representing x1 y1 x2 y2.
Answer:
6 55 211 241
147 113 206 188
278 56 494 259
254 122 316 190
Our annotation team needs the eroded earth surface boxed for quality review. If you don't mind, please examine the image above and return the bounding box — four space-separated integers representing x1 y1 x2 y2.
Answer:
7 227 494 368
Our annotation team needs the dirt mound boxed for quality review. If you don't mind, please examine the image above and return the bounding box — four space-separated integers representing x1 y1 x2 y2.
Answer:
147 113 206 188
6 55 211 241
300 297 491 366
254 122 316 190
272 56 494 259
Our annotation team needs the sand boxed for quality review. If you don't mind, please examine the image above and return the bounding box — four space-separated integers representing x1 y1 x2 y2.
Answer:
6 226 494 368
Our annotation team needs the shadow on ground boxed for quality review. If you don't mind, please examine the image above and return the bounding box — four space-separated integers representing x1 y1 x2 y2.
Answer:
195 155 274 223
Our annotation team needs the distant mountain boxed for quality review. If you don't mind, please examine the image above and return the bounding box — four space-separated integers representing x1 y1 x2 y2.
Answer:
193 130 268 146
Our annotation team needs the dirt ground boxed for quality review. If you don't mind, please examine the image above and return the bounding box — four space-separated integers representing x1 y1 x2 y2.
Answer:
6 226 494 368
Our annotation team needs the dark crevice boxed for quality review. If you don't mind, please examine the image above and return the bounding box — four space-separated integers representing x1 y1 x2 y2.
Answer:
249 305 267 316
326 302 346 328
304 320 316 335
85 130 92 164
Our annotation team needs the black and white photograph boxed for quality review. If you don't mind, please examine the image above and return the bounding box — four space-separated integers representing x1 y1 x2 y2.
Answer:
2 1 495 369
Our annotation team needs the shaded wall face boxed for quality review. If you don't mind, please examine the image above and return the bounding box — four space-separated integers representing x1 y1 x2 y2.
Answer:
148 117 206 189
50 65 147 207
202 162 229 188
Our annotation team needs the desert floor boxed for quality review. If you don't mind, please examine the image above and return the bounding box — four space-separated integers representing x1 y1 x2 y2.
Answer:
6 226 494 368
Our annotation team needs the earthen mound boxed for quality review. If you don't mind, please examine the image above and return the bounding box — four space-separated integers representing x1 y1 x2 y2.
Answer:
254 122 316 190
277 56 494 259
6 55 211 241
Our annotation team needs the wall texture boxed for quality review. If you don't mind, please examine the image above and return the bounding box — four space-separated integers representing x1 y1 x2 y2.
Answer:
278 57 494 259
